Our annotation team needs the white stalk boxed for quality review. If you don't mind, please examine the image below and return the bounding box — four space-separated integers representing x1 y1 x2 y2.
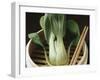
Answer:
49 32 57 65
55 36 68 65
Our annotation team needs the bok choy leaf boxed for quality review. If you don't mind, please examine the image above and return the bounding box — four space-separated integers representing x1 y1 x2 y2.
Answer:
43 14 68 65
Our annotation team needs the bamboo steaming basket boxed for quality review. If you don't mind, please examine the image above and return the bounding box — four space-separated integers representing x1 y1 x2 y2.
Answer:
26 31 88 67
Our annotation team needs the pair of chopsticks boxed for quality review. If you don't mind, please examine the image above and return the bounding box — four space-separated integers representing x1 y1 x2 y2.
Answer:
70 26 88 65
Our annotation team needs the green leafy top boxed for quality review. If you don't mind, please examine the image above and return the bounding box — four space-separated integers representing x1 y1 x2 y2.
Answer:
66 20 80 45
28 32 43 47
40 14 66 43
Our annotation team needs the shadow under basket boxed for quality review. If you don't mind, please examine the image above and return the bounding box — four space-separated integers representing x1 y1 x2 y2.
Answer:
26 32 88 67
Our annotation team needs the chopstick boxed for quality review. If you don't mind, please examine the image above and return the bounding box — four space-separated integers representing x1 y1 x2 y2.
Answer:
70 26 88 65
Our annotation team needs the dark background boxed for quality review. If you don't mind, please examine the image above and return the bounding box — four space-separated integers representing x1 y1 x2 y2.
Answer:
26 12 90 64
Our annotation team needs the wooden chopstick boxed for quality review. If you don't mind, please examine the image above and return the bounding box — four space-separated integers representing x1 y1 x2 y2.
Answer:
70 26 88 65
70 26 86 64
